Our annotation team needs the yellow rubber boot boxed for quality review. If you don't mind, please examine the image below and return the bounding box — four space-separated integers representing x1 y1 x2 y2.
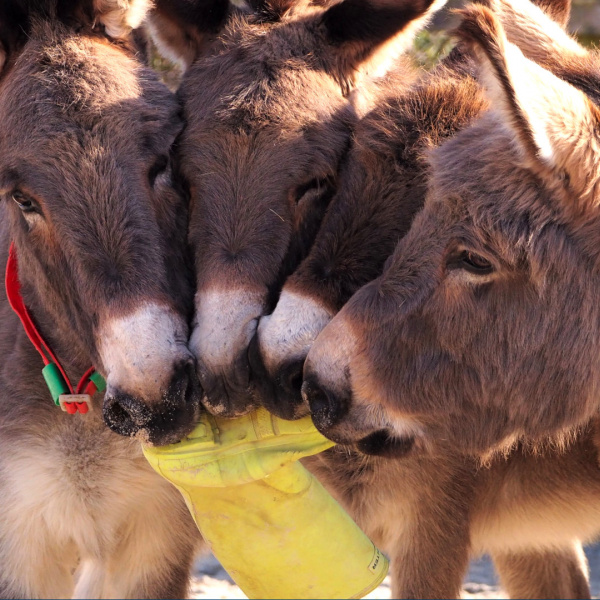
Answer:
142 408 389 599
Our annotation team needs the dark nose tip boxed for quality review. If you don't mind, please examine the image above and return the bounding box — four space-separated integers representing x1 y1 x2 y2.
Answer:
196 350 255 417
169 360 202 407
103 393 153 437
247 334 306 420
278 360 304 399
103 359 203 442
301 377 348 432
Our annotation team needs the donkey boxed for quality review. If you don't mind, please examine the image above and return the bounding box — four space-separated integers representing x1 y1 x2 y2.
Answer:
301 0 600 455
147 0 600 596
253 47 486 415
0 1 204 596
244 0 600 596
253 0 575 414
151 0 449 420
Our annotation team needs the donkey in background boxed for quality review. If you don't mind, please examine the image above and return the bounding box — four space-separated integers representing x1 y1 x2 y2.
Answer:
0 0 206 596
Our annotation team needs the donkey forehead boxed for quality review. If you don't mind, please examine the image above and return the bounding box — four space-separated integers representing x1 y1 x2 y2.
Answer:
429 117 556 226
0 30 180 152
181 68 346 135
180 17 347 133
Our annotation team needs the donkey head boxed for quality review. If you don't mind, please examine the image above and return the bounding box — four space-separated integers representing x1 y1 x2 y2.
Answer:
255 54 487 420
0 0 201 445
303 2 600 455
256 0 568 422
157 0 447 418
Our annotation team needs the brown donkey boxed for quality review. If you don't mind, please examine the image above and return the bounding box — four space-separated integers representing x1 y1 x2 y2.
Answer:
0 0 203 596
154 0 448 419
302 0 600 455
254 48 485 416
149 0 600 596
250 1 600 597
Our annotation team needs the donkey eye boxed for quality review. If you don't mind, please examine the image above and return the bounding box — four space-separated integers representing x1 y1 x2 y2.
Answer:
12 192 37 213
460 251 493 275
294 177 333 205
148 155 169 187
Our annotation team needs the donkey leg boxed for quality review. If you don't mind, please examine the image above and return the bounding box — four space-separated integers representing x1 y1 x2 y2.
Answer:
389 522 471 599
492 542 590 599
385 473 473 599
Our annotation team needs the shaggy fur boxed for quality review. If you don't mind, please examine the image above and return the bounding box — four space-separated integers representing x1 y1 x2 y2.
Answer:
247 0 600 596
155 0 446 418
303 0 600 453
0 2 201 596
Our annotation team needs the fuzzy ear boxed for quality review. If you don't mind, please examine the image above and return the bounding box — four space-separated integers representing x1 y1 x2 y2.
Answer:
0 1 30 77
246 0 298 22
457 5 600 208
471 0 587 74
321 0 447 85
145 0 230 70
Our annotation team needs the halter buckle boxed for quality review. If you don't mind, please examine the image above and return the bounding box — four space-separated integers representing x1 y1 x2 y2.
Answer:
58 394 93 414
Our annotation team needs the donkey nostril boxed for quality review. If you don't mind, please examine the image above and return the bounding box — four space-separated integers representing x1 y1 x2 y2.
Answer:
301 378 347 431
290 371 302 391
169 360 202 407
279 360 304 396
103 393 153 437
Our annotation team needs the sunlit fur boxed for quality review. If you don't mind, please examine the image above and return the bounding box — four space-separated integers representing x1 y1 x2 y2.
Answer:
0 2 200 595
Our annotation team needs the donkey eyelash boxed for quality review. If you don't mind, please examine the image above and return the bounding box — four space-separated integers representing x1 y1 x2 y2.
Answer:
446 248 495 277
11 192 38 214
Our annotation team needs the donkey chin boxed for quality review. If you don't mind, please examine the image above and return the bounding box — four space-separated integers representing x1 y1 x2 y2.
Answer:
98 304 204 446
301 375 419 460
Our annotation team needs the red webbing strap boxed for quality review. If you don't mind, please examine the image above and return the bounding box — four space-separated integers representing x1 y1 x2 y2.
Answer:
5 243 101 413
5 244 75 394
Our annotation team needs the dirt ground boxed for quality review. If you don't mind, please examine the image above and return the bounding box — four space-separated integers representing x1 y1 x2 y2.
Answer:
190 545 600 599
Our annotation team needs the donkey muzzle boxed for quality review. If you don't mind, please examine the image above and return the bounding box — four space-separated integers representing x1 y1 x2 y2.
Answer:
103 360 203 445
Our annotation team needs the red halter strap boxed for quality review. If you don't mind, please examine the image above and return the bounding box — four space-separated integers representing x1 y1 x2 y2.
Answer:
5 243 105 414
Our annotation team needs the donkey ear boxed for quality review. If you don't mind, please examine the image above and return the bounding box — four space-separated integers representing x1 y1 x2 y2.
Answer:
92 0 154 38
0 1 30 77
246 0 298 22
146 0 230 70
321 0 447 84
457 5 600 207
471 0 586 75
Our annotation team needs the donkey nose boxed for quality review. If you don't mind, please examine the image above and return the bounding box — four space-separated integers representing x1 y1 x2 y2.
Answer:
196 349 256 417
278 360 304 400
301 377 349 433
103 393 153 437
248 334 307 420
103 360 203 444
